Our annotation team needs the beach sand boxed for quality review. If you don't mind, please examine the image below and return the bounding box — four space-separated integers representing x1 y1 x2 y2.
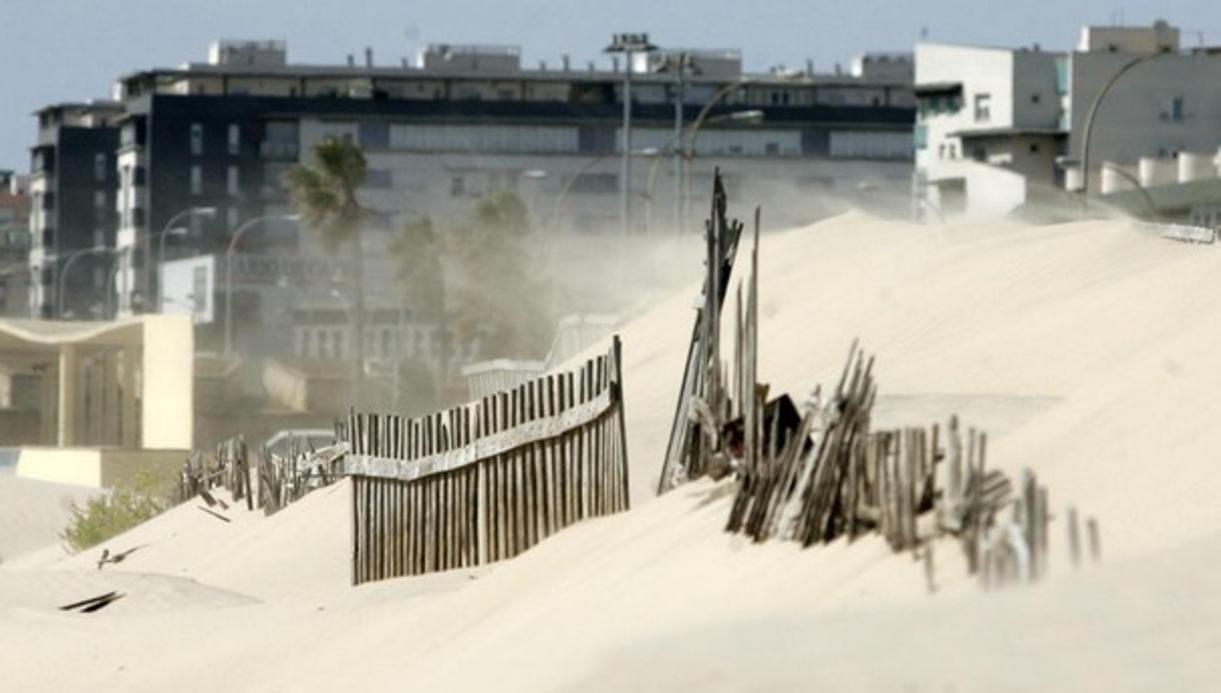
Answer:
3 213 1219 690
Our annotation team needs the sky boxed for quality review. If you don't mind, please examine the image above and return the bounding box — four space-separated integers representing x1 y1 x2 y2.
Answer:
0 0 1216 170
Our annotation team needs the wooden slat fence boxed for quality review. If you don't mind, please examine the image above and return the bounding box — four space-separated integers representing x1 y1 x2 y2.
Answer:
177 436 346 518
341 336 630 585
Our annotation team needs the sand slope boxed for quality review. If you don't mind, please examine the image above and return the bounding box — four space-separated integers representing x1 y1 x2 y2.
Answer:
0 472 99 563
4 214 1221 691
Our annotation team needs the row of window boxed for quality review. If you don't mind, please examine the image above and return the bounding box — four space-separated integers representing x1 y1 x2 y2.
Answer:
189 123 243 156
295 326 437 360
188 165 242 196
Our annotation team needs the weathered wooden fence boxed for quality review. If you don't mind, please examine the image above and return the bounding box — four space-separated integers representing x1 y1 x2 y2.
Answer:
178 435 346 518
340 336 630 585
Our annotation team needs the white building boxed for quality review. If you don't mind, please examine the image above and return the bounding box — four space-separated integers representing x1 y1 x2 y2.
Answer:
915 20 1221 221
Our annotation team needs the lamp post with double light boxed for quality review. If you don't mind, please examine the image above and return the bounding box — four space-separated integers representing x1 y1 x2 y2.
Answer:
604 32 657 236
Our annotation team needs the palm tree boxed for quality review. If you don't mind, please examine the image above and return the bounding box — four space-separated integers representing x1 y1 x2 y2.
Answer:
449 191 553 360
282 136 369 408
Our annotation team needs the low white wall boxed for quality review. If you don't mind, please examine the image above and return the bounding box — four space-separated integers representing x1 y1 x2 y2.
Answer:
16 447 187 489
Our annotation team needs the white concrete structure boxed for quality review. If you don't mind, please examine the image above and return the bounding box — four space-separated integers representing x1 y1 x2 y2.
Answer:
0 315 193 486
915 20 1221 220
914 43 1065 219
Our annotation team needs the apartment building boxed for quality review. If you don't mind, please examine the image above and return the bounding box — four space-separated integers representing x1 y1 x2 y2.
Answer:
914 20 1221 221
27 102 122 318
101 39 913 311
0 171 32 316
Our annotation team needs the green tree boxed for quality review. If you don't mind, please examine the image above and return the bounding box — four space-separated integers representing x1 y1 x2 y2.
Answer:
449 191 553 360
282 136 369 407
391 215 447 408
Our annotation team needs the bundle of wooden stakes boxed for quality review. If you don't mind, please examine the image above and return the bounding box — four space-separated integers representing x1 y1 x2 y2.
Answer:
176 438 250 509
722 343 1102 588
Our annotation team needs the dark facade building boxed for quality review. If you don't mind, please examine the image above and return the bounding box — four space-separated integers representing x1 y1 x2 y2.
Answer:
27 102 122 318
0 171 32 317
104 40 914 323
33 38 917 376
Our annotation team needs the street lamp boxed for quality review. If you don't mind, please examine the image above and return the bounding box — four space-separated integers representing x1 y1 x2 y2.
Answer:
146 206 215 312
545 148 664 235
605 32 657 236
58 246 115 318
637 109 765 235
223 213 301 356
656 51 698 236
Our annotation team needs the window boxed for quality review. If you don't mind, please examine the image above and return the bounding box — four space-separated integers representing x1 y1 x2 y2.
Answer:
227 166 240 196
914 125 927 150
973 93 991 122
190 123 204 155
228 124 241 155
227 206 239 228
568 173 618 193
94 153 107 182
94 190 107 209
1168 96 1184 122
1031 93 1041 104
450 176 465 197
358 121 390 150
318 330 329 358
972 147 986 162
190 165 202 195
765 142 780 156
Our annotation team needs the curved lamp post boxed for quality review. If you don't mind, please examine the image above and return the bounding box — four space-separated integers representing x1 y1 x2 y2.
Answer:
544 150 658 235
58 246 115 318
144 206 215 312
1077 51 1173 197
223 213 300 356
1101 162 1161 222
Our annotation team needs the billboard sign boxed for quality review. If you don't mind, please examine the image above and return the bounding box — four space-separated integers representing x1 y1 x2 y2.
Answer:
161 255 215 324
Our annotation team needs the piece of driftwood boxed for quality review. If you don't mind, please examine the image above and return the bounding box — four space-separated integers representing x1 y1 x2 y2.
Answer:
197 506 231 523
59 591 125 613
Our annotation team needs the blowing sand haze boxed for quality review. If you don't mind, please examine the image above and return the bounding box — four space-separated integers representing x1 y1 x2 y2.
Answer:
3 208 1220 690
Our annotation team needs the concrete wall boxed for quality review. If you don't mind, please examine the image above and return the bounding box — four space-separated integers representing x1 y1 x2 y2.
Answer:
141 314 193 449
1011 50 1062 130
15 446 185 488
929 159 1028 219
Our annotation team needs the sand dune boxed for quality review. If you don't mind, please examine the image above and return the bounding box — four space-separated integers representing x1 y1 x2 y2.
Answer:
4 213 1220 690
0 472 98 563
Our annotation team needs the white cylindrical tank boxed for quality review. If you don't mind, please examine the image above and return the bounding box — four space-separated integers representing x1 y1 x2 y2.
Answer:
1178 152 1214 183
1100 163 1133 194
1064 165 1084 192
1139 157 1176 187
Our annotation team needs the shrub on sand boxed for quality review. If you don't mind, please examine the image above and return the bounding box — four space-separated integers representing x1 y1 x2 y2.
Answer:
59 471 168 552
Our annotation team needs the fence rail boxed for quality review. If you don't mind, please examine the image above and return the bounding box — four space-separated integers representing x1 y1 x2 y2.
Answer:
342 336 630 584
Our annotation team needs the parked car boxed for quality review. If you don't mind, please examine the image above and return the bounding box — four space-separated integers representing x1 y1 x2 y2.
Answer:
263 429 336 459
